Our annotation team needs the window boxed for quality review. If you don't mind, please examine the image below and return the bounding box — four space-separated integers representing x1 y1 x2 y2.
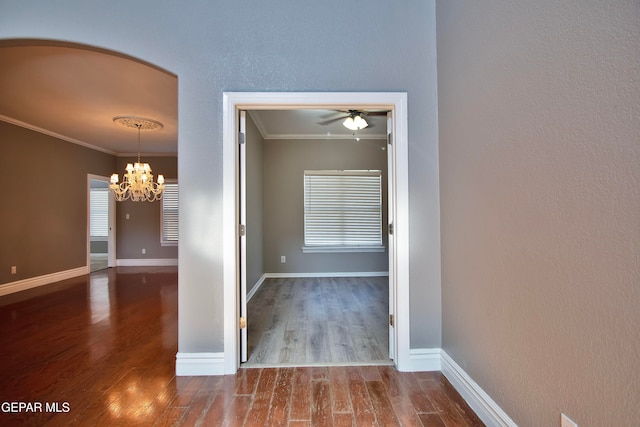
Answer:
89 188 109 238
303 170 383 252
161 182 179 245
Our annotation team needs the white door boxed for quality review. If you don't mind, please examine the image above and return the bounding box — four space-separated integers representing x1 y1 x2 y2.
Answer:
238 110 248 363
386 112 396 360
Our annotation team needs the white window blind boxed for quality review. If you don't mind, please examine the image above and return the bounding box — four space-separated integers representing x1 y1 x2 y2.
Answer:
89 188 109 237
304 170 383 249
161 182 179 245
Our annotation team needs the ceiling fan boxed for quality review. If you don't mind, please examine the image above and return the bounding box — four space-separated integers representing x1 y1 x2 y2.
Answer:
318 109 388 130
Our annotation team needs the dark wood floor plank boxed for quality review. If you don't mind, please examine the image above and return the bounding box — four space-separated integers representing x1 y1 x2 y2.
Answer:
394 370 438 414
333 412 356 427
311 380 332 427
172 376 207 407
289 367 312 422
366 380 401 427
345 367 377 427
420 379 474 427
244 368 278 427
419 413 448 427
219 395 252 427
378 366 424 427
154 406 188 427
359 365 383 382
235 367 262 395
201 375 240 426
439 375 485 427
176 389 214 426
268 367 295 426
329 366 353 414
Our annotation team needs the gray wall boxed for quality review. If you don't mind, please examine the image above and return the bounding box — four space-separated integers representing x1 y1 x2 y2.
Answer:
0 1 441 355
262 138 388 275
115 155 178 260
437 1 640 426
0 121 115 284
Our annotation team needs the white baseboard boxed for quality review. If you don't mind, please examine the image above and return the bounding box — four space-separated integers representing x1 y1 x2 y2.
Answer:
264 271 389 278
0 266 88 297
175 352 225 376
406 348 442 372
247 274 267 302
441 351 517 427
116 258 178 267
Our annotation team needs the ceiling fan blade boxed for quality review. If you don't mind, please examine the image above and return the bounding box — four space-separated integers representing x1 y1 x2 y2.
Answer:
317 115 349 125
362 111 389 117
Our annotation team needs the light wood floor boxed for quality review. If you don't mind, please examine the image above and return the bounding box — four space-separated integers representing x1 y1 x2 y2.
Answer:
246 277 390 366
0 267 484 426
90 253 108 272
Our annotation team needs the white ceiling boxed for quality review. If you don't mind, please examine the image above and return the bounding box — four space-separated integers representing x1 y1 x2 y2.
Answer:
0 43 387 155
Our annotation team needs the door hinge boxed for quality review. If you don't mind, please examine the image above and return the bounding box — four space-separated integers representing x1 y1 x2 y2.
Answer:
388 223 394 235
387 132 393 145
239 316 247 329
239 224 246 236
239 132 246 145
389 314 394 327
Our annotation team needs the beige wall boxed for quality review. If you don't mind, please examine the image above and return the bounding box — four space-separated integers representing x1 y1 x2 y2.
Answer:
0 121 115 284
437 1 640 425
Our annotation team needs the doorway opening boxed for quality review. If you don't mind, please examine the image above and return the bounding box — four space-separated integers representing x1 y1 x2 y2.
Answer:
223 92 410 374
242 109 391 366
88 174 116 272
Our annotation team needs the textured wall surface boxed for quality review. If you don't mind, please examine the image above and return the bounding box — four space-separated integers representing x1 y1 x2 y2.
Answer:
0 1 440 352
437 1 640 425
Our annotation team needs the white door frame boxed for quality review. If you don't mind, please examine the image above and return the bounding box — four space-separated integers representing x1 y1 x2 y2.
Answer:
87 174 116 270
222 92 410 374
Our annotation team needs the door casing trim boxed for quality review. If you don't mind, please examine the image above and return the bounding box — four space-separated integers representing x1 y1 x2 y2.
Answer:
222 92 410 373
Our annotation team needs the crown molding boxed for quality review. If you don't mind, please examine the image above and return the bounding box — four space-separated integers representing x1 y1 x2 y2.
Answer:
0 114 117 155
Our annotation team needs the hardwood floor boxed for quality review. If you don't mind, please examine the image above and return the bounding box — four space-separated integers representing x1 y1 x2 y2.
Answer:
246 277 390 366
0 267 484 426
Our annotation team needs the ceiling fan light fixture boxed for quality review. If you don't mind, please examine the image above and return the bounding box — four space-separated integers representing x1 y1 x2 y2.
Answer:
343 113 368 131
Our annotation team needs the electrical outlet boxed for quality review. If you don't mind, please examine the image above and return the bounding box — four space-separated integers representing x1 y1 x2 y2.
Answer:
280 256 286 263
561 413 578 427
11 266 17 275
142 248 146 255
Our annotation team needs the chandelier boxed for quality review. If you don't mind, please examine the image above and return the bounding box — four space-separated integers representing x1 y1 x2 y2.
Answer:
109 116 165 202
